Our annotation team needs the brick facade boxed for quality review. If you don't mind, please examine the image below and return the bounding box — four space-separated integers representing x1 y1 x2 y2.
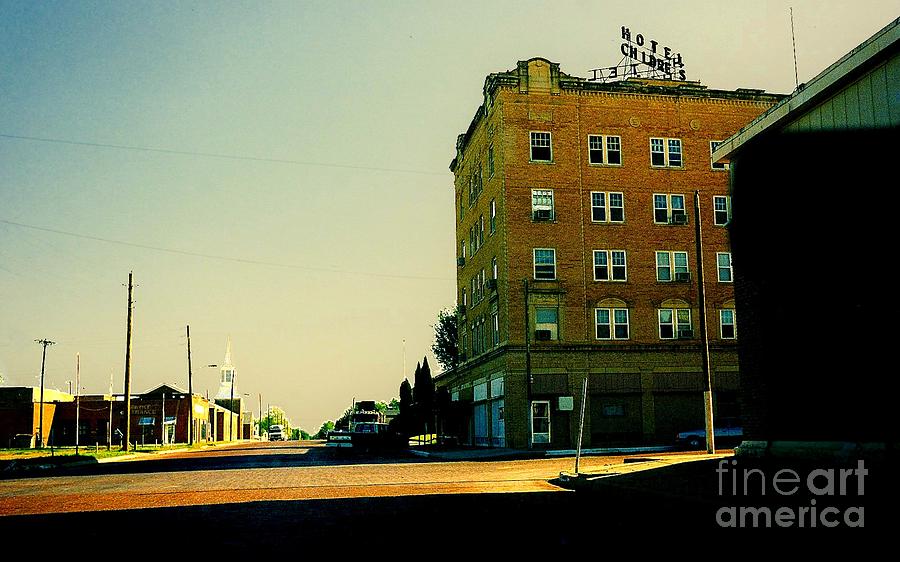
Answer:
439 58 784 449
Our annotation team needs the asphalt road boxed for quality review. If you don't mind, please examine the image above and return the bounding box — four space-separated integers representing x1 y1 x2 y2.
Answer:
0 440 635 549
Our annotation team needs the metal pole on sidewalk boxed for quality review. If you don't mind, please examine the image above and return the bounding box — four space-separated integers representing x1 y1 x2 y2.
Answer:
574 376 588 475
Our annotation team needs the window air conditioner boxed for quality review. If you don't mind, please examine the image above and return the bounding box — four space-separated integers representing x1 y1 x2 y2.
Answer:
670 213 688 225
675 272 691 282
534 329 552 341
533 209 553 221
677 329 694 339
457 257 466 267
487 279 498 291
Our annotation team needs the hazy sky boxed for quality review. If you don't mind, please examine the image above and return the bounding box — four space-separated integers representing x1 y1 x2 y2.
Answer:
1 1 897 432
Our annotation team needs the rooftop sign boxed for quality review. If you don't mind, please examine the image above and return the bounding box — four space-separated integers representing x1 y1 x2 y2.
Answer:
589 26 687 82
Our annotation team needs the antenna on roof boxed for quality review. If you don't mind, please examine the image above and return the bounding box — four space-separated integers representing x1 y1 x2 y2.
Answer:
791 7 800 90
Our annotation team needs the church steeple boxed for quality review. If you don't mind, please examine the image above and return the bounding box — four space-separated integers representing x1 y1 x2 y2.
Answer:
215 336 236 400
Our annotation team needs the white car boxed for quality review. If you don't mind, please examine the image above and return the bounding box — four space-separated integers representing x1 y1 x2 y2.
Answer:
268 424 286 441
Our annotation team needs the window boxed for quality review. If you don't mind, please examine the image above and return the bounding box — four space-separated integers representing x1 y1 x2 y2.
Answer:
591 191 624 223
714 196 731 226
491 310 500 346
531 401 550 444
710 141 727 170
601 403 625 417
588 135 622 165
488 144 495 177
717 252 733 282
460 239 465 260
720 309 736 339
654 194 686 224
530 131 552 162
656 251 689 282
533 249 556 280
593 250 627 281
659 308 692 339
595 308 629 340
492 256 498 280
535 307 558 340
461 288 467 308
489 199 496 233
479 215 485 247
650 137 683 168
532 189 554 221
469 226 476 256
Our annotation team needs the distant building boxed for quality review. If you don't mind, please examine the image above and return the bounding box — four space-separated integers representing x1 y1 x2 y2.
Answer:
714 17 899 457
214 337 244 440
437 57 784 449
0 387 72 448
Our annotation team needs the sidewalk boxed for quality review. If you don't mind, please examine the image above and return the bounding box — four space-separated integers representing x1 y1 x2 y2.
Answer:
407 444 681 462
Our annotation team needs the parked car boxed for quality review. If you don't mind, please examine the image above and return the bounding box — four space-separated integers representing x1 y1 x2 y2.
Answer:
675 418 743 449
268 424 286 441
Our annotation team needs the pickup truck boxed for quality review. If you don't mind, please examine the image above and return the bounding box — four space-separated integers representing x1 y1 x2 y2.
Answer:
326 423 393 452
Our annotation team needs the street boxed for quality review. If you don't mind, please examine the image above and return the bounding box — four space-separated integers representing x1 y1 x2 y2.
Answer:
0 441 698 549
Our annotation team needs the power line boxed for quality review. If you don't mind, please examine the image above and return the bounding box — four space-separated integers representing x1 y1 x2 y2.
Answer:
0 218 454 282
0 133 447 177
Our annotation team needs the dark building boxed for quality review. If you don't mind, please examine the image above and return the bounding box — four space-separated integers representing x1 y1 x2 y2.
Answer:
714 17 899 457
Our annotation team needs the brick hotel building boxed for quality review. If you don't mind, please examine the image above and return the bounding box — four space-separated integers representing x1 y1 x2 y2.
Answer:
437 58 784 449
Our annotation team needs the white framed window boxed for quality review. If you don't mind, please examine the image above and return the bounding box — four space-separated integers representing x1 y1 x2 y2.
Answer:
479 215 485 247
492 256 498 280
659 308 693 339
714 196 731 226
595 308 629 340
532 189 554 221
720 309 736 339
460 239 465 260
531 400 550 444
533 248 556 280
461 288 467 308
489 199 496 233
587 135 622 165
653 193 687 224
534 307 558 341
710 141 728 170
593 250 627 281
717 252 733 282
491 310 500 346
650 137 683 168
591 191 624 223
530 131 552 162
488 144 495 177
656 251 689 282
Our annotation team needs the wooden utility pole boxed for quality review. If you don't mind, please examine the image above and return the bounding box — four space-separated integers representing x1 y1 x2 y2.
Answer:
75 353 80 455
107 371 113 450
523 280 532 449
693 191 715 454
34 338 55 448
186 325 193 445
122 272 134 452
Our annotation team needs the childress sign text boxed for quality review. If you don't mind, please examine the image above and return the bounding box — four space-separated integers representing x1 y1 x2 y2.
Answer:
589 26 687 83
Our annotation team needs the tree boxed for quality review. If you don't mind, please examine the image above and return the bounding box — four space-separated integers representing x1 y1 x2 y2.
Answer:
257 406 291 437
432 308 459 373
314 420 335 439
414 357 435 435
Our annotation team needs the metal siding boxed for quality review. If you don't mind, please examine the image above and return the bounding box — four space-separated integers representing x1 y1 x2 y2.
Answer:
870 64 891 126
844 81 861 129
887 54 900 125
832 88 848 126
857 73 876 128
819 97 835 128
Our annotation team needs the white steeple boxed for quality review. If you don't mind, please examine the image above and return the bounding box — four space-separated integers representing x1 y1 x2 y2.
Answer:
215 336 236 400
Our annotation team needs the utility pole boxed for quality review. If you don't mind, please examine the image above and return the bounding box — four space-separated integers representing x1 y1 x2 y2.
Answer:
186 325 193 446
161 392 166 445
258 393 262 439
122 271 134 452
34 338 55 448
229 370 235 441
107 371 113 450
523 280 533 449
75 353 80 455
694 191 715 454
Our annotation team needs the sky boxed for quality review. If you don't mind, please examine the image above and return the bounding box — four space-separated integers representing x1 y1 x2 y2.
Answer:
1 0 898 433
